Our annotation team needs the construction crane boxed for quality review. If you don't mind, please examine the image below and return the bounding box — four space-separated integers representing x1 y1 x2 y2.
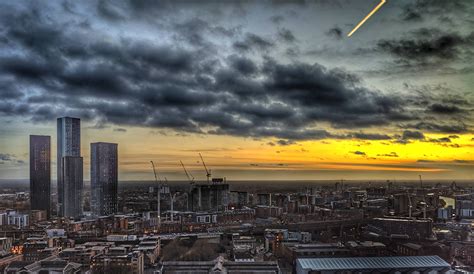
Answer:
180 160 194 211
180 160 195 185
199 153 211 183
150 161 161 230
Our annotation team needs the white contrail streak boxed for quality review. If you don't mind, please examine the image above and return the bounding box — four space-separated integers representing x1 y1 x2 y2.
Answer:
348 0 386 37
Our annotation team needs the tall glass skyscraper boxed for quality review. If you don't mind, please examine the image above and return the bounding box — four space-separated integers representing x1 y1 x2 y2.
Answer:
91 142 118 216
57 117 83 218
29 135 51 217
62 156 83 218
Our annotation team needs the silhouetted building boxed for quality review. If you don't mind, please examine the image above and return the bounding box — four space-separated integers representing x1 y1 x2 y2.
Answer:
62 156 83 218
57 117 81 218
190 179 229 212
30 135 51 217
91 142 118 216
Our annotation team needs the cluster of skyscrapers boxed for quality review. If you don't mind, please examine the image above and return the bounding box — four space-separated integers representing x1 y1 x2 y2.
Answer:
29 117 118 219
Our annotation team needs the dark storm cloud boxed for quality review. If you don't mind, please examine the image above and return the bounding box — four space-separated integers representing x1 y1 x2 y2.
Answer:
427 137 451 143
0 82 23 99
404 122 469 134
393 130 425 144
0 56 61 81
97 0 127 21
400 0 471 23
261 60 407 128
276 139 296 146
403 83 473 108
173 17 241 47
227 102 295 121
0 1 471 142
402 130 425 140
270 131 394 143
376 28 474 66
233 33 274 52
228 55 258 76
352 151 366 156
326 27 343 40
401 7 422 22
270 15 284 24
347 132 391 141
277 28 296 43
377 152 399 158
428 104 463 114
0 20 420 142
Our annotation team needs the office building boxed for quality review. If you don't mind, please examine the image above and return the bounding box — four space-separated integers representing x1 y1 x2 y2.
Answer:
455 194 474 218
91 142 118 216
57 117 81 217
29 135 51 217
62 156 83 218
7 213 29 229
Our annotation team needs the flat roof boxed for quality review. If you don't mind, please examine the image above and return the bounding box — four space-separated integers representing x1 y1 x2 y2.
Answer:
297 256 450 271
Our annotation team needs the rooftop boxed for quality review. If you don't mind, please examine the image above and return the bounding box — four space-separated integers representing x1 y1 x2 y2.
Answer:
297 256 450 271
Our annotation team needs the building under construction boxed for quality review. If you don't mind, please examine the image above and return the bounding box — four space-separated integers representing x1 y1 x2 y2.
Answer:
190 178 229 212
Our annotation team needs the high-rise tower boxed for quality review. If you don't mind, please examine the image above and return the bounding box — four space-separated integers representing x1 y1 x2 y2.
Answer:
57 117 82 218
91 142 118 216
29 135 51 217
62 156 83 218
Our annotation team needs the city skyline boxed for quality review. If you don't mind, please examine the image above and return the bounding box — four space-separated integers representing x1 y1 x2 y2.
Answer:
1 1 473 273
0 0 473 181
